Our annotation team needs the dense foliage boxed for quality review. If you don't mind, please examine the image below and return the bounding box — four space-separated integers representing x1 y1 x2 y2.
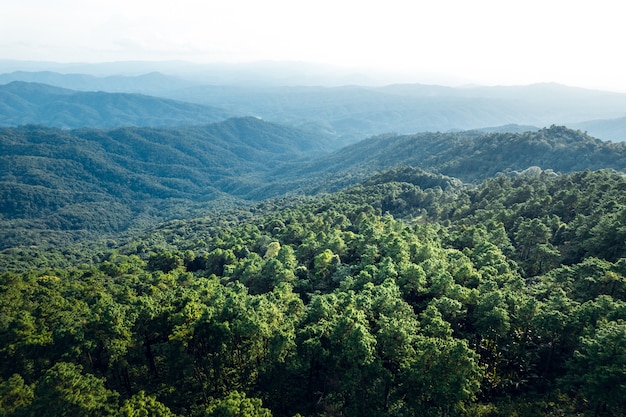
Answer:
286 126 626 186
4 124 626 252
0 119 335 248
2 167 626 416
4 74 626 417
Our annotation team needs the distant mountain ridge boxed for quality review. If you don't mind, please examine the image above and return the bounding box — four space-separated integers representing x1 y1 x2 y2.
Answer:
3 70 626 142
165 82 626 143
571 117 626 142
0 70 198 94
0 81 232 129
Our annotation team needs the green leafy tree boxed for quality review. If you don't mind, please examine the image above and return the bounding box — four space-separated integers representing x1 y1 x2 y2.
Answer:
401 335 482 416
313 249 340 287
533 288 578 379
23 362 118 417
514 218 556 276
299 293 377 415
117 390 177 417
562 319 626 416
0 374 34 416
263 242 281 259
204 391 272 417
147 250 183 274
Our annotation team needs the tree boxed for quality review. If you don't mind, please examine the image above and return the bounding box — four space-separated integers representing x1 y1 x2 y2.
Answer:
313 249 340 285
263 242 281 259
117 390 178 417
298 293 378 416
401 335 482 416
252 283 304 416
204 391 272 417
562 319 626 416
514 218 559 276
24 362 118 417
533 288 578 379
583 208 626 262
147 250 183 274
0 374 33 416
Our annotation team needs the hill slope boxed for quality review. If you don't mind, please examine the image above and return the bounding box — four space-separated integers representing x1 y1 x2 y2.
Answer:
0 118 334 247
3 124 626 248
274 126 626 193
0 81 232 128
5 73 626 143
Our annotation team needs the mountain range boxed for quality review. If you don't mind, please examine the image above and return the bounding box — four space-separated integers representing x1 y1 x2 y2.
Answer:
0 81 232 129
2 70 626 142
167 82 626 140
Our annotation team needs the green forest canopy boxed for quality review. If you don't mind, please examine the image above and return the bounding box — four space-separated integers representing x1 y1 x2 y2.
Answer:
2 167 626 416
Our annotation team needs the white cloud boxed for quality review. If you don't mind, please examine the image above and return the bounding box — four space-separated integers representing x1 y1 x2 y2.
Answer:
1 0 625 90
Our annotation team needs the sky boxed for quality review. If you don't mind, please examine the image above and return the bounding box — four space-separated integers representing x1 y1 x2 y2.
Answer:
2 0 625 91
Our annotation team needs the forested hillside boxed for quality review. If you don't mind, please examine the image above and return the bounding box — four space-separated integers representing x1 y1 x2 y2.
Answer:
4 124 626 250
2 167 626 416
0 81 231 128
4 124 626 249
262 126 626 196
0 118 335 248
3 104 626 416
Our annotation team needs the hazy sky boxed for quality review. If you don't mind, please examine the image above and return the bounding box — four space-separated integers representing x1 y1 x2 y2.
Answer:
2 0 625 90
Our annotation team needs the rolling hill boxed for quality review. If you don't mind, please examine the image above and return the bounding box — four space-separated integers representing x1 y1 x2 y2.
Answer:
0 118 335 248
261 125 626 196
3 121 626 250
572 116 626 142
0 81 232 129
3 114 626 416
